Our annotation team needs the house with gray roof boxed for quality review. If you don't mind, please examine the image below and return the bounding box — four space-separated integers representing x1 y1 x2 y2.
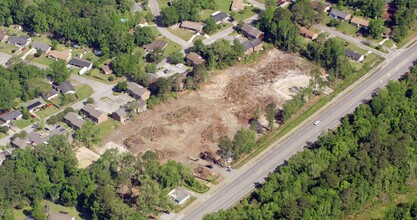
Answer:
69 58 93 70
127 83 151 101
57 81 76 95
31 42 51 54
241 24 264 39
25 98 46 113
7 35 31 47
211 11 229 24
143 40 168 52
329 9 351 21
64 112 86 130
11 137 28 149
44 89 59 100
0 110 23 124
112 107 129 123
80 104 108 124
168 188 190 205
345 49 364 62
243 39 263 56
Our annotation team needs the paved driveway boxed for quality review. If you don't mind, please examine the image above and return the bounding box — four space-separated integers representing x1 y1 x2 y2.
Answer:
0 52 11 67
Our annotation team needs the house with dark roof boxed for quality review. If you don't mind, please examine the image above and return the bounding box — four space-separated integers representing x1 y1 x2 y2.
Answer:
80 104 108 124
64 112 85 130
44 89 59 100
57 81 76 95
0 110 23 124
112 107 129 123
143 40 168 52
329 9 351 21
31 42 51 54
241 24 264 39
243 39 263 56
47 50 72 62
350 16 370 28
0 30 7 42
8 36 31 47
180 21 204 32
211 12 229 24
101 63 113 75
127 83 151 101
231 0 244 11
25 98 46 113
69 58 93 70
300 27 318 40
186 52 205 66
11 138 28 149
345 49 364 62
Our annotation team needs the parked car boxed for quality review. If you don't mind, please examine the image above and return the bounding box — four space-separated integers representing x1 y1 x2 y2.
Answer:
313 120 320 125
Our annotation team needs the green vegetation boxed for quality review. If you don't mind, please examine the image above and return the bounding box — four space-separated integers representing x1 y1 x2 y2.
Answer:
168 27 195 41
0 43 18 55
13 117 39 129
96 119 120 140
205 64 417 220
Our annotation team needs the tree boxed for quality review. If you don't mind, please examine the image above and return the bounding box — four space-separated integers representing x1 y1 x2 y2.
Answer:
86 97 95 104
31 200 46 220
155 77 172 95
204 18 218 34
146 48 164 63
266 102 277 130
22 107 30 119
134 27 155 46
115 81 128 92
48 60 71 85
145 63 157 73
0 77 18 111
192 64 208 83
368 18 384 39
168 51 184 64
233 129 256 159
362 0 385 18
328 18 341 27
75 121 101 148
51 40 58 50
290 1 318 27
0 126 9 134
112 53 140 77
160 6 179 26
218 136 233 158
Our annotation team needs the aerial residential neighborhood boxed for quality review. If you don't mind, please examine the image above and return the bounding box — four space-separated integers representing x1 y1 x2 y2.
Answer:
0 0 417 219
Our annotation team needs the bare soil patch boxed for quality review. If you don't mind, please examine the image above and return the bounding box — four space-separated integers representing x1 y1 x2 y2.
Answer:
104 49 314 163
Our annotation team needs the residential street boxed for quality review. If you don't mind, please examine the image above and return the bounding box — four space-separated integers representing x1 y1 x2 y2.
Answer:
315 24 391 57
247 0 265 10
172 40 417 220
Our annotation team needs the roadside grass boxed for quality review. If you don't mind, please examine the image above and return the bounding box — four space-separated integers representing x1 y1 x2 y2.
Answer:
0 43 18 55
14 117 39 129
0 132 6 140
193 35 206 42
200 9 216 20
13 200 82 220
172 196 197 213
209 23 234 35
97 118 120 140
82 69 124 85
395 27 417 48
233 8 256 22
334 36 368 54
234 57 385 169
161 37 182 55
168 27 195 41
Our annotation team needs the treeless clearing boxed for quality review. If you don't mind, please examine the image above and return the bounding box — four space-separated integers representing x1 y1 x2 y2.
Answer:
104 49 314 164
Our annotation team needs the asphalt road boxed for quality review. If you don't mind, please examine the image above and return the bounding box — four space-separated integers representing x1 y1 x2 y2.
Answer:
315 24 390 57
181 40 417 220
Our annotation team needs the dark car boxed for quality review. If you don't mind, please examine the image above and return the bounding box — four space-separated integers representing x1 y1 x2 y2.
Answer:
163 210 171 214
206 164 213 169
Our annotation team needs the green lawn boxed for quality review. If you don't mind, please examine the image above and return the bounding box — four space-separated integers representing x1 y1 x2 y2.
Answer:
31 54 54 66
334 37 368 54
168 27 195 41
13 117 39 129
0 132 6 140
233 8 256 22
36 105 60 119
97 118 120 140
13 200 82 220
214 0 231 12
81 69 124 85
337 21 360 36
193 35 206 42
201 9 217 20
158 0 171 9
32 36 52 45
75 84 94 100
0 43 18 55
162 37 182 55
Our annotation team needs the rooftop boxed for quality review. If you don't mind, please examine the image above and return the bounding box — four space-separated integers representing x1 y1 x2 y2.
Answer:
180 21 204 31
58 81 75 94
8 35 30 46
351 16 370 27
127 82 149 97
241 24 263 38
0 110 22 122
211 11 229 23
330 9 351 19
186 52 205 65
82 104 105 119
64 112 86 129
31 42 51 52
143 40 168 51
69 58 93 68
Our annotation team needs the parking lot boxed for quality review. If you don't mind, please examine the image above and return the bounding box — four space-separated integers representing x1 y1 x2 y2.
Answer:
156 59 189 78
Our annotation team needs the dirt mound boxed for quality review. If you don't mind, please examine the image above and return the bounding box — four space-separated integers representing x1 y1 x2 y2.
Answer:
163 106 201 125
141 126 169 141
124 136 146 152
200 120 229 143
193 166 218 180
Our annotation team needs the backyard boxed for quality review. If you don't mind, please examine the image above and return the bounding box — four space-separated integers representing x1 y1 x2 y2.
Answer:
13 200 82 220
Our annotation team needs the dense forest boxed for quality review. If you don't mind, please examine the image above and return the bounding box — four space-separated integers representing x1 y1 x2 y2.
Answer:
204 65 417 219
0 136 206 219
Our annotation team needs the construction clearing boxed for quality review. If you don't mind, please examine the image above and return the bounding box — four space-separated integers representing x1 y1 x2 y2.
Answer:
104 49 316 164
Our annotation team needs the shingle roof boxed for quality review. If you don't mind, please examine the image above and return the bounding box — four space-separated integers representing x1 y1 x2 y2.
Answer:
249 38 262 47
180 21 204 31
300 27 318 39
127 83 148 97
345 49 363 61
351 16 370 27
31 42 51 52
64 112 85 129
8 36 30 46
81 104 105 120
114 107 129 118
211 12 229 23
44 89 58 99
69 58 93 68
0 110 22 122
241 24 263 38
12 138 28 149
143 40 168 51
101 63 113 74
26 98 46 112
330 9 351 19
186 52 205 65
48 50 71 61
58 81 75 94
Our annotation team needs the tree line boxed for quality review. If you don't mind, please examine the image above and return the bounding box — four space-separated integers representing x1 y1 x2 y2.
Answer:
0 136 206 219
205 65 417 219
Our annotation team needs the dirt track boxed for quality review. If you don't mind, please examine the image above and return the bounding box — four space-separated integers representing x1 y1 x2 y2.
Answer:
104 49 314 163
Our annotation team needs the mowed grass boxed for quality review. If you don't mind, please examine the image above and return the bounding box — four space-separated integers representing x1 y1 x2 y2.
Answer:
0 43 18 55
36 105 60 119
75 84 94 100
14 117 39 129
97 118 120 140
214 0 231 12
13 200 82 220
168 27 195 41
82 69 124 85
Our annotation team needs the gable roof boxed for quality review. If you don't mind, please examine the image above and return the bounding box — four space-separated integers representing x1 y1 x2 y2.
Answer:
44 89 58 99
241 24 263 38
48 50 71 61
58 81 75 94
64 112 85 129
330 9 351 19
114 107 129 118
8 36 30 46
243 39 263 51
351 16 370 27
81 104 106 120
12 138 28 149
69 58 93 68
31 42 51 52
180 21 204 31
101 63 113 74
345 49 363 61
143 40 168 51
231 0 244 11
25 98 46 111
0 110 22 122
127 83 149 97
211 12 229 23
300 27 318 39
186 52 205 65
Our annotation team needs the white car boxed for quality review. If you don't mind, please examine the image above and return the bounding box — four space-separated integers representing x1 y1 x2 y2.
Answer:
313 120 320 125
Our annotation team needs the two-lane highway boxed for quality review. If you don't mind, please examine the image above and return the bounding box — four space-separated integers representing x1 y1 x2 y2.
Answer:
181 40 417 220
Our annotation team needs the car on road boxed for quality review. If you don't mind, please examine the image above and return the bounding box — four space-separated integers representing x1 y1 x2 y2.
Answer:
313 120 320 125
163 210 171 214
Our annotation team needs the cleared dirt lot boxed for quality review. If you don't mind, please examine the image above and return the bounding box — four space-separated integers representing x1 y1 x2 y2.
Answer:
105 49 314 163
